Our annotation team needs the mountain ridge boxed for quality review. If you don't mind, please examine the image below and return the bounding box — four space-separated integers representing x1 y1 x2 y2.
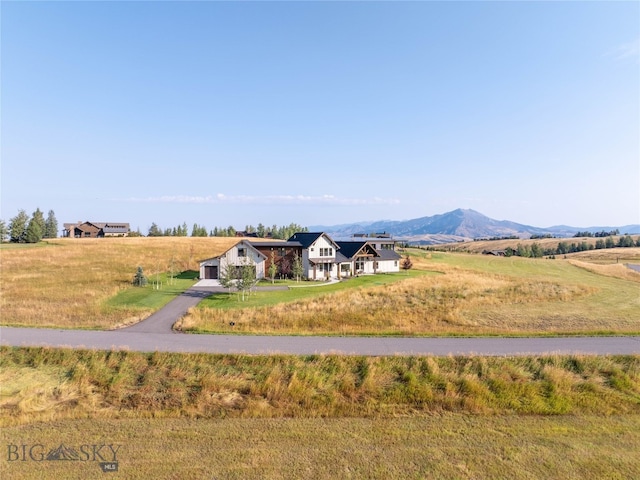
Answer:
309 209 640 244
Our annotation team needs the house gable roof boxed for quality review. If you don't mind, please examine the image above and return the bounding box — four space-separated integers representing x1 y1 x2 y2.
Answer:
335 241 378 260
287 232 339 250
199 240 267 263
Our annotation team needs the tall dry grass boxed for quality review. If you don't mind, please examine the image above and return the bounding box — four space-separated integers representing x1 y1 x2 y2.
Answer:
1 347 639 426
180 266 604 335
0 237 238 328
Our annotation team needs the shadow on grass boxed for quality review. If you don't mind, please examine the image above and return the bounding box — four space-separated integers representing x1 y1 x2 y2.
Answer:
176 270 199 280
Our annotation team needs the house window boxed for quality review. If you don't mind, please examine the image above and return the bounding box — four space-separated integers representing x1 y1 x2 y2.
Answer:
238 248 246 257
394 261 398 267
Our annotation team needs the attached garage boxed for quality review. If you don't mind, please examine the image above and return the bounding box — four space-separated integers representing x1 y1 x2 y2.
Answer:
204 265 218 279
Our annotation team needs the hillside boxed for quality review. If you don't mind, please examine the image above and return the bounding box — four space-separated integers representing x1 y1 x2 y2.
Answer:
311 209 640 244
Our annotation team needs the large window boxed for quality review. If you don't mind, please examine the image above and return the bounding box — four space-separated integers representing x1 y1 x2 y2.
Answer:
319 247 333 257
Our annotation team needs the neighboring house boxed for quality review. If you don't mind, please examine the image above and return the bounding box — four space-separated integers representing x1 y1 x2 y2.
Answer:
63 221 130 238
199 240 267 280
199 232 402 282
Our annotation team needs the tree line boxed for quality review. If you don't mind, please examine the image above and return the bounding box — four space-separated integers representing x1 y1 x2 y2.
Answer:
503 235 639 258
0 209 58 243
146 222 308 239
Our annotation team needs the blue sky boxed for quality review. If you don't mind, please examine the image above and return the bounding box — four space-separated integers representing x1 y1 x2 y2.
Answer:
2 1 638 233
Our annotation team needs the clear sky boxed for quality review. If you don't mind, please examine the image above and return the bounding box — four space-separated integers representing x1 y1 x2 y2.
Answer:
2 1 638 233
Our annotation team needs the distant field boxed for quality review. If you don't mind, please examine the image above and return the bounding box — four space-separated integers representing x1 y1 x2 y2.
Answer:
433 235 640 257
1 238 638 335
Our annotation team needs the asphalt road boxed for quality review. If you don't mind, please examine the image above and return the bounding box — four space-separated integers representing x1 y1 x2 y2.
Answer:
2 286 639 356
1 327 639 356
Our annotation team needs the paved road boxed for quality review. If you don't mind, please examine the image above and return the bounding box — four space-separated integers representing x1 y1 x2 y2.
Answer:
124 287 221 333
2 286 639 356
1 327 638 356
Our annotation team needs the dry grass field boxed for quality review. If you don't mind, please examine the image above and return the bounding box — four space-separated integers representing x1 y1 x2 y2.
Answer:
0 237 239 328
2 238 638 335
1 348 639 479
2 415 638 479
437 235 640 256
182 248 640 336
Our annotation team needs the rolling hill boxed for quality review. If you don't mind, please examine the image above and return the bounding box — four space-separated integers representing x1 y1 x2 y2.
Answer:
310 209 640 244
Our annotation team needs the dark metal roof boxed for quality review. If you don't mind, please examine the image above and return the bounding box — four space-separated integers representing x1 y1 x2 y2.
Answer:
335 241 377 259
287 232 329 249
249 241 302 248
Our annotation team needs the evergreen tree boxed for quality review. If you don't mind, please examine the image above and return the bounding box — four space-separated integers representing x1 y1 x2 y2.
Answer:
0 219 7 243
32 208 45 235
25 216 43 243
148 223 162 236
9 210 29 243
132 266 148 286
44 210 58 238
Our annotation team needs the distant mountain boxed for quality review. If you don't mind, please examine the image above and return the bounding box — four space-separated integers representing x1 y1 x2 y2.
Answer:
310 209 640 244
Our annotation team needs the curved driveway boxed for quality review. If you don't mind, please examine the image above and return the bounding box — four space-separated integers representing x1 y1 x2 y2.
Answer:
1 287 639 356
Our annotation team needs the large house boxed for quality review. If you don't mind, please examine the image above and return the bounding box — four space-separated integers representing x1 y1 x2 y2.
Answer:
199 232 402 281
62 221 130 238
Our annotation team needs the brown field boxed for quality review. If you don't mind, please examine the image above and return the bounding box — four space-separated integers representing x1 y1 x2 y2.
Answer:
2 238 639 335
0 237 239 328
1 348 639 479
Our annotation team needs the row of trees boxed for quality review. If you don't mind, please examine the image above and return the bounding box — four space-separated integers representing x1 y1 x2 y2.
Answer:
505 235 639 258
0 209 58 243
147 222 308 239
573 229 620 238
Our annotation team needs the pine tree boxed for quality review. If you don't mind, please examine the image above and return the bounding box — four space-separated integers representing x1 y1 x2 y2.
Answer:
9 210 30 243
32 208 45 235
44 210 58 238
132 266 148 287
25 217 43 243
0 219 8 243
